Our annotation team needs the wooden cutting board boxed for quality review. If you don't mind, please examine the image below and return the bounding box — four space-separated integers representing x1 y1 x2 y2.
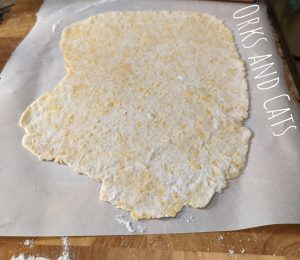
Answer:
0 1 300 259
1 225 300 259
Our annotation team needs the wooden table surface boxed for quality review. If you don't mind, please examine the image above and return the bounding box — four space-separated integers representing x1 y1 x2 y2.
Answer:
1 1 300 259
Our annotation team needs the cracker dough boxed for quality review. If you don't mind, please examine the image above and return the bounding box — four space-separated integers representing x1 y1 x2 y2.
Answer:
20 11 251 219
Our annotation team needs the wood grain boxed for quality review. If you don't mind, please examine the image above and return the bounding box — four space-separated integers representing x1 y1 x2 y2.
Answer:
1 1 300 259
1 225 300 259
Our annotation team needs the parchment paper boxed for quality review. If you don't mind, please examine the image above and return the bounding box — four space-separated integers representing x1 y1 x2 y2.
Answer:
0 0 300 236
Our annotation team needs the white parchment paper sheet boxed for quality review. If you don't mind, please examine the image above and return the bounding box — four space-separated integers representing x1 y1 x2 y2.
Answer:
0 0 300 236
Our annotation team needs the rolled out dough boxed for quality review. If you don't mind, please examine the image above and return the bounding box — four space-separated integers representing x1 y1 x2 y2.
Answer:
20 11 251 219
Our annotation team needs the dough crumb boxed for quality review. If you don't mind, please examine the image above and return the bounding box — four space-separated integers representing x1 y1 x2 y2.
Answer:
137 224 146 233
52 20 61 34
23 239 33 248
115 215 135 233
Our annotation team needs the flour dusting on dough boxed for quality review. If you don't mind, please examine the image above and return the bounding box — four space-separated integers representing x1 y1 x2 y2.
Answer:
20 11 251 220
